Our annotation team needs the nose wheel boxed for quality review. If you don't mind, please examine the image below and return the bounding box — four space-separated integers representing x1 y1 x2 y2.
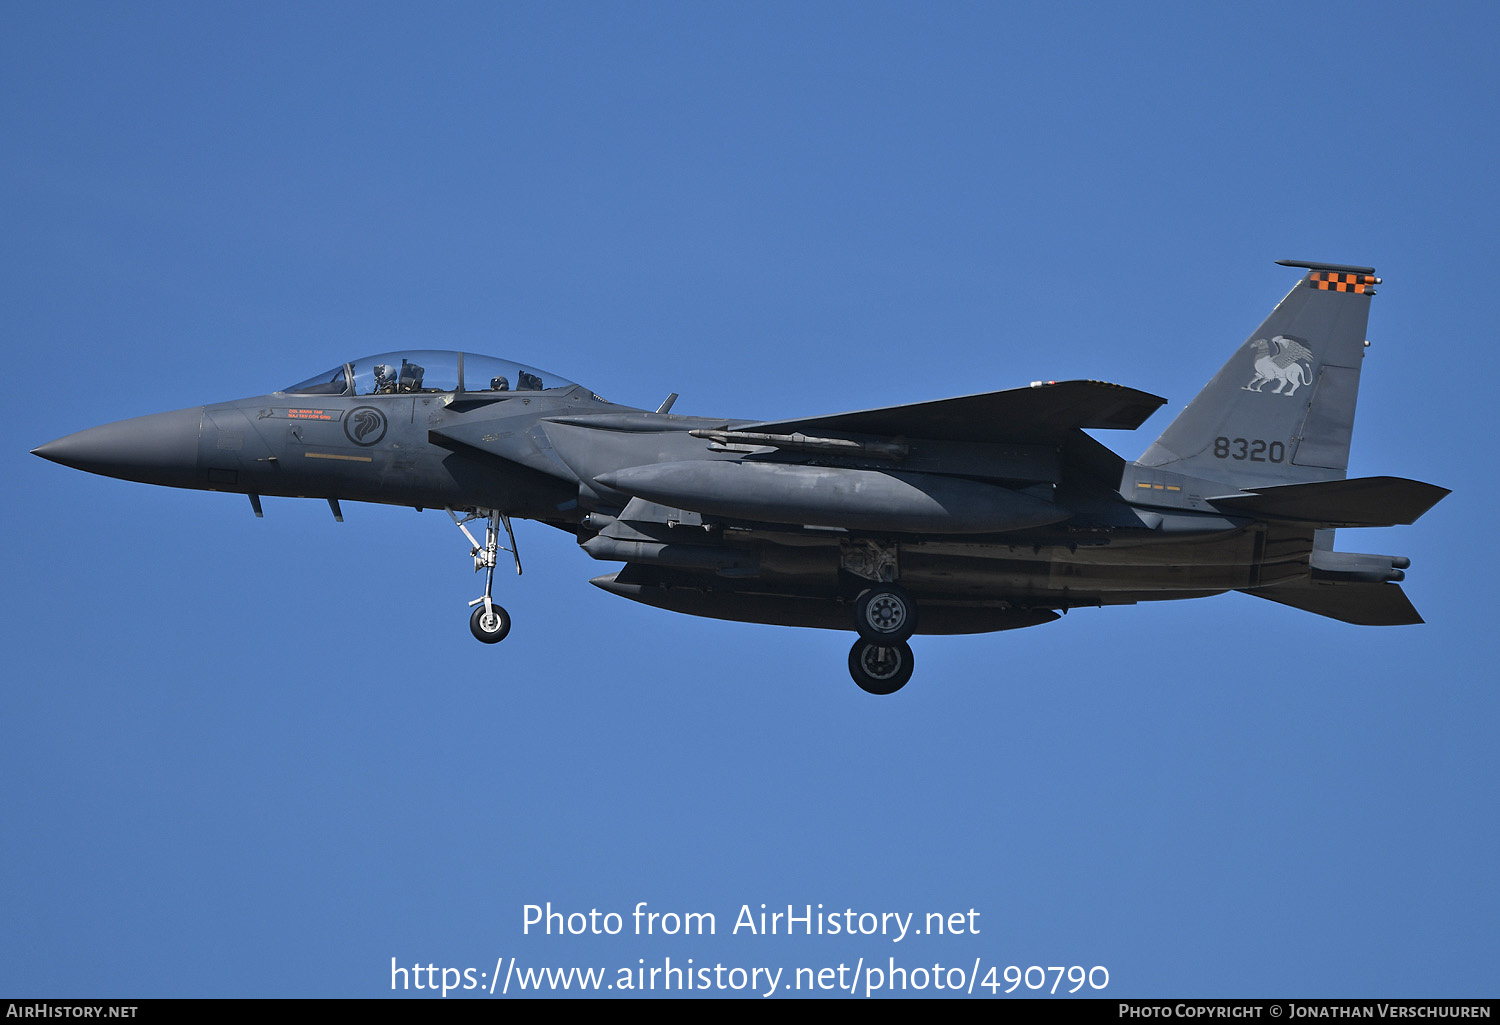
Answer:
449 507 522 645
848 638 915 695
470 603 512 643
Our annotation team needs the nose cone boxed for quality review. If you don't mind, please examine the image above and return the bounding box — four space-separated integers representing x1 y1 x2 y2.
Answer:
33 406 205 489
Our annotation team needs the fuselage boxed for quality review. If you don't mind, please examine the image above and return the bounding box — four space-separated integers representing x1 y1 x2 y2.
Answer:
33 347 1284 636
30 261 1445 693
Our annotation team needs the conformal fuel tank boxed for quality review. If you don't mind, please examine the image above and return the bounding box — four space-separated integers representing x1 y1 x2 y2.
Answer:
594 460 1068 534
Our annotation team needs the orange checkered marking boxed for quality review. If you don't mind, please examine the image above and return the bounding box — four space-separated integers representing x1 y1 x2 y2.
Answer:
1308 271 1377 293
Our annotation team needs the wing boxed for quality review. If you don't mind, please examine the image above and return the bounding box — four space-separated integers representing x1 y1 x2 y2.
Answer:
743 380 1166 444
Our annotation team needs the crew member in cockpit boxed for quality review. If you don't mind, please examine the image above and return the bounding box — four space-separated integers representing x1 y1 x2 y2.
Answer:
373 364 397 394
490 376 509 391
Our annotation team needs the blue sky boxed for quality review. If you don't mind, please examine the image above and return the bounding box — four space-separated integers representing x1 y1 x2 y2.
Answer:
3 2 1497 998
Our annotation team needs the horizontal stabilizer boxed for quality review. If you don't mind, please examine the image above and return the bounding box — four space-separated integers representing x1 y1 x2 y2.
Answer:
1209 476 1449 527
1240 581 1423 626
747 380 1166 444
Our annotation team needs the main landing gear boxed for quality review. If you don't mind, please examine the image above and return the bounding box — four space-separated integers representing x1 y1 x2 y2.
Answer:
848 638 915 695
449 508 521 644
848 585 918 694
853 585 917 643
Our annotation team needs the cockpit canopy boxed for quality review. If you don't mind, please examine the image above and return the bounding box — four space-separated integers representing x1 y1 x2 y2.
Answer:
282 351 587 398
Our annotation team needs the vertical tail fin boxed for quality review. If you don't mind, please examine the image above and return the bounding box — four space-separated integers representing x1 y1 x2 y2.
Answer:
1136 260 1378 488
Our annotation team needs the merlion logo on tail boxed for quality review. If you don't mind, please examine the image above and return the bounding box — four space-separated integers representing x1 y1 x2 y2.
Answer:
1243 335 1314 396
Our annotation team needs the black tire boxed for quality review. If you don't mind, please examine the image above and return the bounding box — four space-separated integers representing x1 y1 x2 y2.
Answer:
848 638 915 695
853 586 917 643
469 603 511 644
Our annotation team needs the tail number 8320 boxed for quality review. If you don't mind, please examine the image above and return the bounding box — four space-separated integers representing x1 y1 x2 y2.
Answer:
1213 437 1286 462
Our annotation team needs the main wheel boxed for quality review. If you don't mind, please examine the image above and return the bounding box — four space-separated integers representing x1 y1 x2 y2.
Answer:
848 638 915 695
469 603 512 644
854 586 917 643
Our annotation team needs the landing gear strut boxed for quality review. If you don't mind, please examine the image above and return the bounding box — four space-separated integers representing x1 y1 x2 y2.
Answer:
448 508 521 644
848 638 915 695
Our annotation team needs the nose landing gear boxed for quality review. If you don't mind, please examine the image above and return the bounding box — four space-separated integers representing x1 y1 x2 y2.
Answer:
449 508 522 644
470 603 512 644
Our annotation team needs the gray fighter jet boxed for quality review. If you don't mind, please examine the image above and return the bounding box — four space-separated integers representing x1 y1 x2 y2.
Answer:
33 260 1447 693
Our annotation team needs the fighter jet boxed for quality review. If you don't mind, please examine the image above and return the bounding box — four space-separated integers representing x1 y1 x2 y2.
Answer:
33 260 1447 693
